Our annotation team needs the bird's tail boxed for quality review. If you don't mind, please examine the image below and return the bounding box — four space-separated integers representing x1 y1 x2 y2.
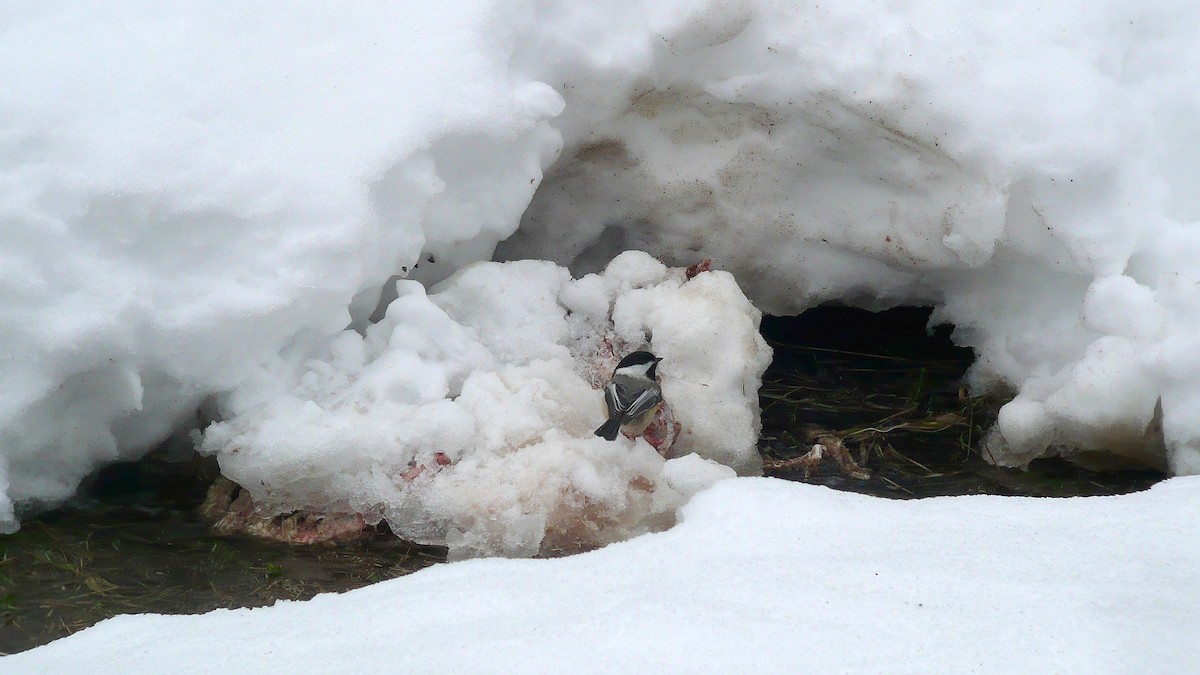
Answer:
594 417 622 441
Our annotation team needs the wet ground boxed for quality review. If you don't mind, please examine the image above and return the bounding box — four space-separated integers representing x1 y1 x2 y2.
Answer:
0 306 1166 655
758 307 1163 498
0 455 444 655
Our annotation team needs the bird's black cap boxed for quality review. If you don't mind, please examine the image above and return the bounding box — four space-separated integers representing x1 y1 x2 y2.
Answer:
615 351 663 378
616 351 661 368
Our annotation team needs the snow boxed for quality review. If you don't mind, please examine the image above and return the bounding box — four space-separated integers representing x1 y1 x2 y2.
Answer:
8 477 1200 672
200 252 769 558
500 0 1200 473
0 2 1190 514
0 0 1198 629
0 2 565 529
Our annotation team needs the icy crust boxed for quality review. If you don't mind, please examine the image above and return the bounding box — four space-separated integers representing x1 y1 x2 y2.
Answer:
200 253 764 559
498 0 1200 472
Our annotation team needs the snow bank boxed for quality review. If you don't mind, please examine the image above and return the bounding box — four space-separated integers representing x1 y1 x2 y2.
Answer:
201 252 767 558
10 477 1200 672
0 3 562 529
4 0 1200 529
500 0 1200 472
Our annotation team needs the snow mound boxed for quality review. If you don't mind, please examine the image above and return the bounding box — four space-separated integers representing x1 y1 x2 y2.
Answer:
0 3 561 530
4 0 1200 530
500 0 1200 472
201 252 767 559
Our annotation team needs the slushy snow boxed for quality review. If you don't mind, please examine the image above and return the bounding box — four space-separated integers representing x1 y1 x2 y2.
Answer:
9 477 1200 672
1 0 1198 568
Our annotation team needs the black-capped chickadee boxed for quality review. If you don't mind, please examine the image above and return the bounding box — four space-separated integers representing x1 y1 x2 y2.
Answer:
594 350 664 441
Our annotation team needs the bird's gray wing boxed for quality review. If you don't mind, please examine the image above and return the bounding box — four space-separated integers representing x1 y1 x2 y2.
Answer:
607 378 661 420
622 387 661 420
604 381 623 415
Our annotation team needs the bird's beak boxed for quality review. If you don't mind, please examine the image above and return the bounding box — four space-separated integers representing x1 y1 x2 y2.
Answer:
655 357 664 363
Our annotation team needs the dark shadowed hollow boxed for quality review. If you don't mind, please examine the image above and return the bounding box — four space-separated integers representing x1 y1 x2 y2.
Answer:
0 305 1165 655
758 306 1163 498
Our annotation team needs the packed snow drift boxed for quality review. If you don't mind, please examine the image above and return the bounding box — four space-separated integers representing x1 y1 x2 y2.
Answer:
3 0 1200 539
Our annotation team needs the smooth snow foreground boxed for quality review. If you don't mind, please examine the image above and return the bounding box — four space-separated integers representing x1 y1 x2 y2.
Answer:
9 477 1200 673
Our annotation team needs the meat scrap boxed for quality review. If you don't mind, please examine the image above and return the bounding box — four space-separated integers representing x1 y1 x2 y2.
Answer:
685 258 713 280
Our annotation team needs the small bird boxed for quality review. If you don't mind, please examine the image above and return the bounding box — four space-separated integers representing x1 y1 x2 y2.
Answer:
594 350 664 441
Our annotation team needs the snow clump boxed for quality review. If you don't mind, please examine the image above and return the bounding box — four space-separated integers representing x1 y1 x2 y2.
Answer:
201 252 766 559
